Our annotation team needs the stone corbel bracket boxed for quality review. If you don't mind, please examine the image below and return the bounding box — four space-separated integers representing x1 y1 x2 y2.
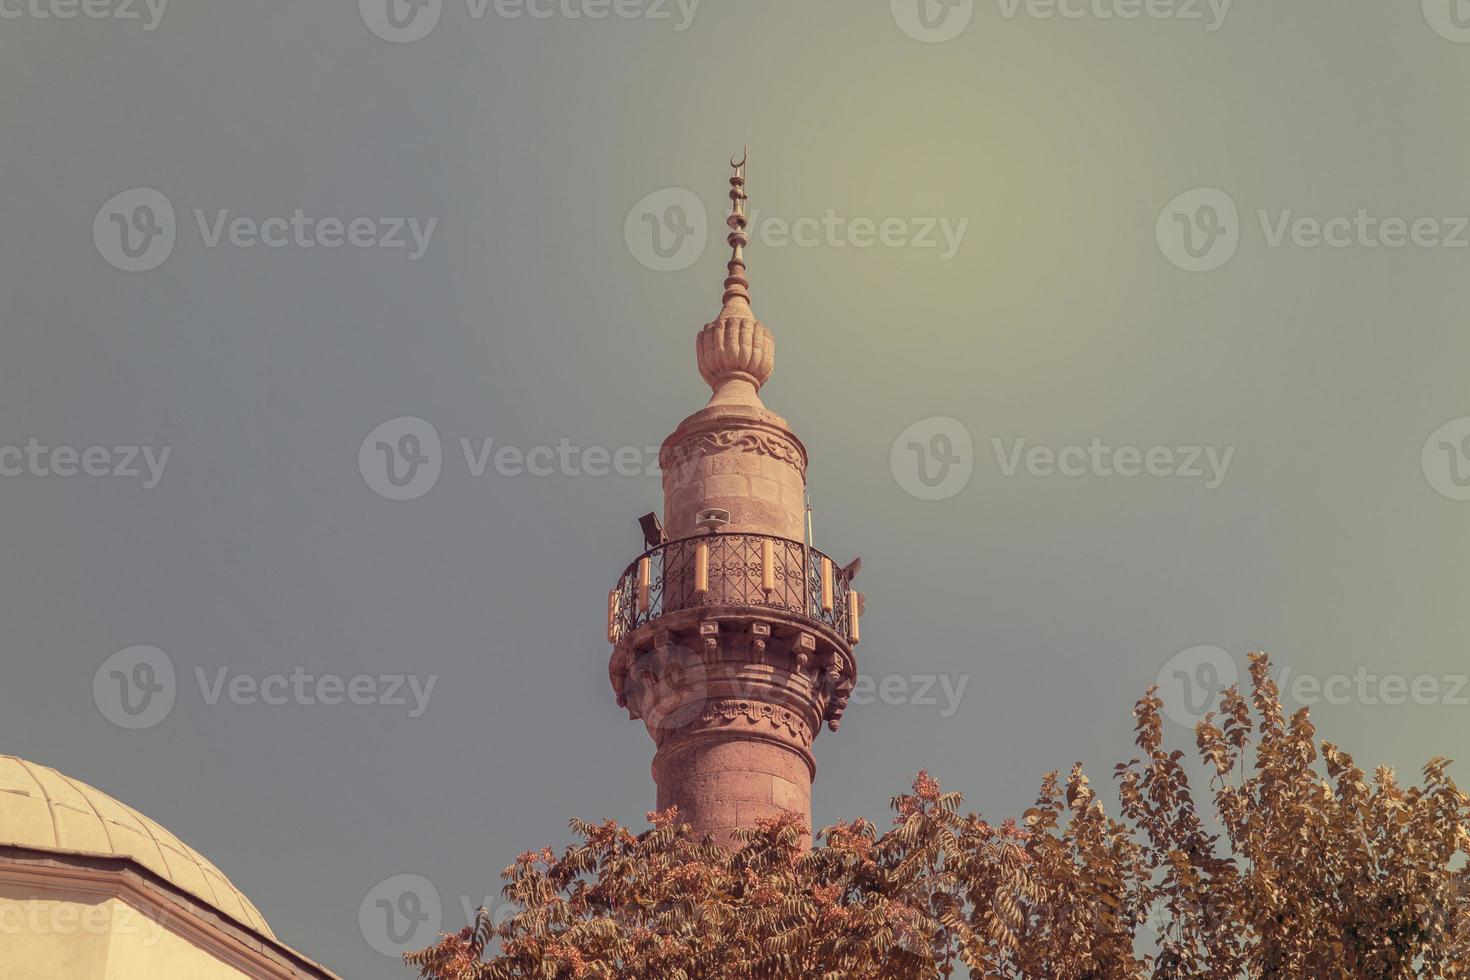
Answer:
610 604 857 746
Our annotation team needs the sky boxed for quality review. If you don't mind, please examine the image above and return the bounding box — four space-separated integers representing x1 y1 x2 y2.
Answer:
4 1 1470 976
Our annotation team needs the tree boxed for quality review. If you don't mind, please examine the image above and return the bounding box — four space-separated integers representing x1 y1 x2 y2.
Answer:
407 654 1470 979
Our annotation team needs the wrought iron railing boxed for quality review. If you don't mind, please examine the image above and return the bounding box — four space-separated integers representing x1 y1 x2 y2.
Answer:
608 532 855 646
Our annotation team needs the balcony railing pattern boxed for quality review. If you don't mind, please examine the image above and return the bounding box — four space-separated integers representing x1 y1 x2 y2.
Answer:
609 532 855 646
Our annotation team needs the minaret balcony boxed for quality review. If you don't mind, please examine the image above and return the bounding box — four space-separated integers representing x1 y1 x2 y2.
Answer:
608 531 860 651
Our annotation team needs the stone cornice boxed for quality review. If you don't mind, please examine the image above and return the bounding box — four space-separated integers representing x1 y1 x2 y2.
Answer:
0 846 339 979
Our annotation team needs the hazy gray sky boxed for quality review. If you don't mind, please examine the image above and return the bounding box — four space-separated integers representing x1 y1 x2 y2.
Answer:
4 1 1470 976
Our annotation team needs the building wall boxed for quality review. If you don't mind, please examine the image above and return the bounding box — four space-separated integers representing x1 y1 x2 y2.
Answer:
0 886 285 979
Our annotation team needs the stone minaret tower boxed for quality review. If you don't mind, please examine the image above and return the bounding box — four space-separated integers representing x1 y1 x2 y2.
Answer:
608 153 861 848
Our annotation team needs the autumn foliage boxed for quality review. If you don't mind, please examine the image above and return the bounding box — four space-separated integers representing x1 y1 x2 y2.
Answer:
407 654 1470 978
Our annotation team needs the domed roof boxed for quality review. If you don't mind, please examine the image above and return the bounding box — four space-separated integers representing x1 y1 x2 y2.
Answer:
0 755 273 938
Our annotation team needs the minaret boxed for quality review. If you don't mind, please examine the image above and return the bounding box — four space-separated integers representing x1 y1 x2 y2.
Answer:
608 153 861 848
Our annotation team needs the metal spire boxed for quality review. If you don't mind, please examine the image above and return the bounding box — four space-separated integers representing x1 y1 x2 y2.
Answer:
722 147 750 309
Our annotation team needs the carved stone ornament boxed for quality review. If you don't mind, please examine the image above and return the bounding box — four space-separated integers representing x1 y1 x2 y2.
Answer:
699 698 813 745
661 428 807 479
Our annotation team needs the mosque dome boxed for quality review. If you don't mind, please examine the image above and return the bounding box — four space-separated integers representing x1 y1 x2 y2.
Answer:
0 754 273 939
